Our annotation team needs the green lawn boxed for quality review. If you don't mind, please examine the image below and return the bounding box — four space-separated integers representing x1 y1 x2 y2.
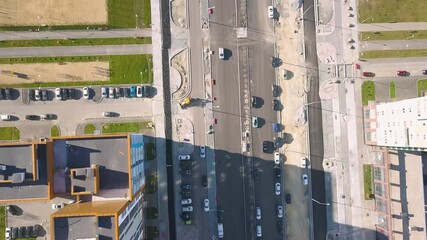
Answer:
0 55 153 88
108 0 151 28
361 81 376 105
358 0 427 23
361 49 427 59
51 125 60 137
363 164 374 200
389 81 396 98
0 206 5 240
0 127 20 140
145 143 156 160
360 30 427 41
417 79 427 97
84 124 96 134
102 122 151 134
0 37 151 48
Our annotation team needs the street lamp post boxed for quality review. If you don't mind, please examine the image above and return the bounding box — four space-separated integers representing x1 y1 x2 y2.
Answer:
135 14 138 29
312 198 330 206
140 71 143 84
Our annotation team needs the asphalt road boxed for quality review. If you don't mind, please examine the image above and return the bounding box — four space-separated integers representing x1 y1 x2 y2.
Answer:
360 39 427 51
0 29 152 41
0 45 152 58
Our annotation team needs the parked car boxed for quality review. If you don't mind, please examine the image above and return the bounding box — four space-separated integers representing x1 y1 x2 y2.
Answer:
396 70 408 76
302 174 309 185
130 86 136 97
262 141 269 153
67 89 75 99
423 70 427 75
5 227 11 240
362 72 375 77
137 85 143 97
11 227 17 239
277 205 283 218
182 206 193 212
178 155 191 160
277 221 283 233
267 6 274 18
274 167 281 178
274 152 281 164
181 212 191 220
180 169 191 175
252 116 259 128
101 87 108 98
115 87 121 97
256 225 262 237
103 111 117 117
218 47 225 60
256 207 261 220
28 89 35 101
31 225 40 237
5 88 12 100
141 85 147 97
52 203 65 209
41 89 48 100
272 99 280 111
181 191 192 198
181 184 191 190
202 176 208 187
55 88 62 100
285 193 291 204
301 157 307 168
7 205 19 215
272 84 279 97
0 88 5 100
200 146 206 158
109 87 115 98
273 137 280 148
0 115 11 121
18 227 24 238
204 199 210 212
251 96 257 107
275 182 281 195
26 115 39 121
273 123 281 132
25 226 31 238
181 198 192 205
35 89 41 100
40 114 56 120
83 87 90 99
61 88 68 99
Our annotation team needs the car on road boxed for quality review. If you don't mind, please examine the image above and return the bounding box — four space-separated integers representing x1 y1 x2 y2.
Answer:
218 47 225 60
109 87 115 98
302 174 308 185
256 207 261 220
251 96 258 107
40 114 56 120
252 116 259 128
83 87 90 99
285 193 291 204
262 141 268 153
202 175 208 187
101 87 108 98
55 88 62 100
204 199 210 212
267 6 274 19
200 146 206 158
137 85 143 97
277 221 283 233
423 70 427 75
103 111 117 117
396 70 408 76
26 115 39 121
301 157 307 168
181 191 191 198
272 84 279 97
130 86 136 97
256 225 262 237
5 227 11 240
180 169 191 175
218 223 224 238
182 206 193 212
362 72 375 77
52 203 65 209
273 137 280 148
273 123 281 132
277 205 283 218
181 198 192 205
35 89 41 101
274 167 281 178
178 155 191 160
274 152 281 164
272 99 280 111
181 184 191 190
275 182 281 195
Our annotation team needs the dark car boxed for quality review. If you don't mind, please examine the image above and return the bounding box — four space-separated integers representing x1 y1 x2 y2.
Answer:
181 191 191 198
272 99 280 111
285 193 291 204
0 88 4 100
272 84 280 97
29 89 35 101
41 89 48 100
130 86 136 98
26 115 40 120
181 212 191 220
61 88 68 99
262 141 269 153
273 137 280 148
181 184 191 190
423 70 427 75
5 88 12 100
25 226 31 238
67 88 75 99
274 167 281 178
8 205 19 215
202 176 208 187
115 87 121 97
11 227 18 239
18 226 25 238
362 72 375 77
31 225 40 237
180 169 191 175
396 70 408 76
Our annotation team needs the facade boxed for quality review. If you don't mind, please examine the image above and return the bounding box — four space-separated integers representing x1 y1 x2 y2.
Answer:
0 134 146 240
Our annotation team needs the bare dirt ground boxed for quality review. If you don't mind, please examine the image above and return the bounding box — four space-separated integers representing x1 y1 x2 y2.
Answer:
0 0 107 26
0 62 109 85
171 0 187 28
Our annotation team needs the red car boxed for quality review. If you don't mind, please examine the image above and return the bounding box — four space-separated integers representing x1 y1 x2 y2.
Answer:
396 70 408 76
362 72 375 77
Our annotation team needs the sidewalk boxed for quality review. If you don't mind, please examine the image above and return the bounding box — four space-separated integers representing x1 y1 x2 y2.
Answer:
358 22 427 32
360 39 427 51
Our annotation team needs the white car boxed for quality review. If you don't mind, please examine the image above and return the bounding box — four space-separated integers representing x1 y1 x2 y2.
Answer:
35 89 41 101
256 207 261 220
101 87 108 98
204 199 210 212
5 227 11 240
52 203 65 209
181 198 192 205
83 87 89 99
178 155 191 160
200 146 206 158
268 6 274 19
274 152 281 164
182 206 193 212
109 87 115 98
302 174 308 185
256 225 262 237
275 182 281 195
137 85 143 97
301 157 307 168
55 88 62 100
277 205 283 218
218 47 225 60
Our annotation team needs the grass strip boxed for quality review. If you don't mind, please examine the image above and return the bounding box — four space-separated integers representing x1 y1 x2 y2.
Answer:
108 0 151 28
102 122 151 134
360 30 427 41
0 127 20 140
358 0 427 23
417 79 427 97
84 124 96 134
361 81 376 105
0 206 5 240
389 81 396 98
363 164 374 200
0 37 151 48
361 49 427 59
50 125 60 137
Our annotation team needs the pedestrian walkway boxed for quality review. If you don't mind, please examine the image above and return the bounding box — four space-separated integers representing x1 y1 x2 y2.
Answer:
0 28 152 41
358 22 427 32
360 39 427 51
